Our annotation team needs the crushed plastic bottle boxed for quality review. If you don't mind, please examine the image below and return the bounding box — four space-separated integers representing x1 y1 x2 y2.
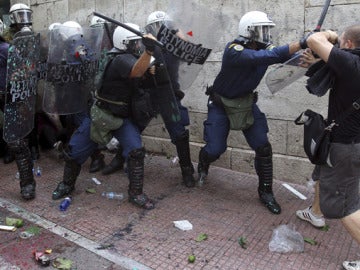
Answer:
307 178 316 192
59 197 71 211
170 156 179 167
102 192 124 200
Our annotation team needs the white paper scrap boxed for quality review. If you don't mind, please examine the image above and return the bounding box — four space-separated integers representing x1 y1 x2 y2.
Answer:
0 225 16 231
91 177 101 185
173 220 193 231
282 183 307 200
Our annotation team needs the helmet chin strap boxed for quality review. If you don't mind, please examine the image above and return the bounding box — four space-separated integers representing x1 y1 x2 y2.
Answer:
237 36 257 49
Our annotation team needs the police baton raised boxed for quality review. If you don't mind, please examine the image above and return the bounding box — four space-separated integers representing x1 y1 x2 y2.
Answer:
93 12 164 48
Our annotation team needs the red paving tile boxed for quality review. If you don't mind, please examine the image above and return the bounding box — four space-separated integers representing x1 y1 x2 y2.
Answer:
0 149 359 269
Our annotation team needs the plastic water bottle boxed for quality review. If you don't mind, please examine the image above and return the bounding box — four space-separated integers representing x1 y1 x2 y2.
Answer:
102 192 124 200
35 166 42 177
59 197 71 211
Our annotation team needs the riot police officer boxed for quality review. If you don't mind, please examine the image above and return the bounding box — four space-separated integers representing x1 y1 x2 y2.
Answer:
51 23 157 210
2 3 37 199
197 11 303 214
143 11 196 188
100 11 197 189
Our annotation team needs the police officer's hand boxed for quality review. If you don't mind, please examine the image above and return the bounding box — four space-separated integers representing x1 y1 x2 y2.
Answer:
300 32 313 49
265 43 276 50
142 34 157 54
148 65 156 75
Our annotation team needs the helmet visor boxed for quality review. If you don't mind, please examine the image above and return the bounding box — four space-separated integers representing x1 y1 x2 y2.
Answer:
253 25 273 43
12 10 32 25
126 38 144 57
145 20 173 37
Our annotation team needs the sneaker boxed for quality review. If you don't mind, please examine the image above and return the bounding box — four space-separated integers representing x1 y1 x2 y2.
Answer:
343 260 360 270
296 206 325 228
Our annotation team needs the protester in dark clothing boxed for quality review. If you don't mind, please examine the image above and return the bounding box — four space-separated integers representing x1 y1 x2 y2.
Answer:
302 25 360 270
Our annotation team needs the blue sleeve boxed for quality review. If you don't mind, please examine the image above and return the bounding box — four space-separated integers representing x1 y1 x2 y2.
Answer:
224 44 291 67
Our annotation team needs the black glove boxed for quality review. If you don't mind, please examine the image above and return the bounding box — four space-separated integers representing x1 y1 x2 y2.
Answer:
142 37 156 53
300 32 313 49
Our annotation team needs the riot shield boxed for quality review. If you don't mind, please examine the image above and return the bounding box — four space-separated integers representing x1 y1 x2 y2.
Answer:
163 0 228 90
265 53 307 94
43 25 104 114
91 22 115 91
35 30 50 113
3 33 40 143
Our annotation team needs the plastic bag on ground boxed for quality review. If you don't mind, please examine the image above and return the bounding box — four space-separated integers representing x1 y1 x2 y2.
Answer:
269 224 304 253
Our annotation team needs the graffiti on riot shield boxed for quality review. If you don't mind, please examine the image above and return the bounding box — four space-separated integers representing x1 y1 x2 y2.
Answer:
157 24 211 65
43 25 103 114
3 33 40 143
162 0 229 90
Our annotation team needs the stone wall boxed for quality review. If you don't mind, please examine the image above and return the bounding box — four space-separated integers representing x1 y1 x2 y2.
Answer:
12 0 360 184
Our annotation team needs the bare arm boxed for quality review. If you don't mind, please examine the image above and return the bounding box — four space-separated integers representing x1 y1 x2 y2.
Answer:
129 50 153 78
306 31 338 63
129 33 156 78
299 48 321 68
288 41 302 55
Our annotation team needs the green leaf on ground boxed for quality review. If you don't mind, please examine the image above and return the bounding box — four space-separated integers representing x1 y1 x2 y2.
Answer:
238 237 247 249
85 188 96 194
5 217 24 228
196 233 208 242
188 255 196 263
26 226 41 235
320 224 330 231
52 257 73 269
304 237 317 245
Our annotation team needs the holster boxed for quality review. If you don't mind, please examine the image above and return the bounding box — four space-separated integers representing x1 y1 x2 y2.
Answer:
206 85 255 130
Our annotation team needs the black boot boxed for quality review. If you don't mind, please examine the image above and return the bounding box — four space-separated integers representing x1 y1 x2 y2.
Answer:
255 143 281 215
174 130 195 187
102 146 125 175
11 140 36 200
52 152 81 200
197 147 217 185
127 148 154 210
89 150 105 173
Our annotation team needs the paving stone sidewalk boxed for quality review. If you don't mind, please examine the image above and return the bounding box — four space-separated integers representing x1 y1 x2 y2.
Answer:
0 150 358 269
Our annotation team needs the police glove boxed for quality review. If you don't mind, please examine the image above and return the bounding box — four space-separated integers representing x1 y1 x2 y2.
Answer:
300 31 316 49
265 43 276 50
142 36 156 54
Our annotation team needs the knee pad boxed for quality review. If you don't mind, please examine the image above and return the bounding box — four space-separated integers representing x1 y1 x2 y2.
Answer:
9 139 28 155
255 142 272 157
129 147 145 160
174 130 189 144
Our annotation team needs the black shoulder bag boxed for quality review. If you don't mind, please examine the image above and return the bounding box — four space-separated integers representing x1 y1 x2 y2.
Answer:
295 97 360 165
